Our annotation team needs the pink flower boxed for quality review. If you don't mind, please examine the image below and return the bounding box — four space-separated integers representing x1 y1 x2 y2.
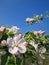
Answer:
37 30 45 35
34 30 45 35
1 40 7 46
7 35 27 54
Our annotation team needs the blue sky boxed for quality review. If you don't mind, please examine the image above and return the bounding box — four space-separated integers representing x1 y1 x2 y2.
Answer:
0 0 49 34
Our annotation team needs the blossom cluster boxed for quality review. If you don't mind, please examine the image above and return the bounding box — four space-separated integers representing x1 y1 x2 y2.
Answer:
26 14 43 24
0 26 27 56
0 26 49 62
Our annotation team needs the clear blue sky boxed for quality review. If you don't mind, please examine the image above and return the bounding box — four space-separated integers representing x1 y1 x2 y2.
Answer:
0 0 49 34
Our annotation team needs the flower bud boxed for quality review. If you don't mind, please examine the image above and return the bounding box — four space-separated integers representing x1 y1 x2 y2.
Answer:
1 40 7 46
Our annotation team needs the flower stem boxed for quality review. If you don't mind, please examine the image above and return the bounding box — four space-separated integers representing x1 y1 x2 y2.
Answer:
13 55 17 65
0 55 1 65
5 56 10 65
21 59 23 65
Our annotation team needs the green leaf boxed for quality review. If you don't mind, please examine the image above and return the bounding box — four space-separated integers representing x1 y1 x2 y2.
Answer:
1 33 8 41
1 53 9 65
26 50 33 56
8 31 14 37
44 51 49 56
7 55 16 65
16 57 22 65
25 50 37 63
28 44 35 51
39 14 43 21
40 36 48 44
32 55 37 63
24 32 37 43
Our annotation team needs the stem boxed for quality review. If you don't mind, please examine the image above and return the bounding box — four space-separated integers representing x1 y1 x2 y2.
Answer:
5 56 10 65
0 55 1 65
22 54 25 65
14 55 17 65
13 55 17 65
21 59 23 65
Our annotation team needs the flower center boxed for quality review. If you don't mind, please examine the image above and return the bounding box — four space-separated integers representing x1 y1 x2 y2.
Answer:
15 42 19 47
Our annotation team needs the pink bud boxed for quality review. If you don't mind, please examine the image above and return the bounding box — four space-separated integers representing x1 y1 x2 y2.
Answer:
34 30 45 35
1 40 7 46
0 30 3 35
23 42 28 47
41 31 45 35
36 32 39 35
18 34 23 39
15 51 19 56
38 30 45 35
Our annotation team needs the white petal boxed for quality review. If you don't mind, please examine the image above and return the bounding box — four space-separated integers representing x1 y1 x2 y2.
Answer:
40 47 46 53
33 31 38 35
11 26 20 34
26 18 30 21
18 38 25 44
29 41 34 46
7 38 14 46
13 35 20 43
8 47 18 54
36 15 39 17
18 44 26 53
1 26 5 30
0 26 5 31
29 41 38 49
22 42 28 47
39 54 45 59
29 18 34 22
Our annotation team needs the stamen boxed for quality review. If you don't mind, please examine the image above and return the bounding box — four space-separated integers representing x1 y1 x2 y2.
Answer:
14 43 18 47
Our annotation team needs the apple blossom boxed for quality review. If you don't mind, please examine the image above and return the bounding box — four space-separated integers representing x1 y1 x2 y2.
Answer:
26 18 34 23
8 26 20 35
7 34 27 54
29 41 38 49
29 41 46 54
